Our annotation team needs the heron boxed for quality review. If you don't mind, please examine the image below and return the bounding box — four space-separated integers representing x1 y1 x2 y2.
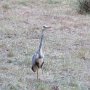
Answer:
31 26 50 79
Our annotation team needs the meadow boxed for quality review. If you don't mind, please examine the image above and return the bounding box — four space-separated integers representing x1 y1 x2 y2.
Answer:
0 0 90 90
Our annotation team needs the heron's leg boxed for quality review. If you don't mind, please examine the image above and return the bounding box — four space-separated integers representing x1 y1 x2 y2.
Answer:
42 68 45 80
37 69 38 80
41 62 44 78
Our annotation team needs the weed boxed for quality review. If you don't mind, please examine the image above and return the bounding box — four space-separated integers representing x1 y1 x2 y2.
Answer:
2 4 10 11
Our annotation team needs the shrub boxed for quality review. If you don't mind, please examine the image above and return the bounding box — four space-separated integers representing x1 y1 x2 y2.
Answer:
78 0 90 14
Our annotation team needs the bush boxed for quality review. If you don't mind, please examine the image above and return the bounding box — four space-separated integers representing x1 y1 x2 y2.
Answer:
78 0 90 14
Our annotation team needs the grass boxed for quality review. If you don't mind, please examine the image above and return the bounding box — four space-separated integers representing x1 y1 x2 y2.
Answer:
7 50 14 57
35 82 51 90
2 4 10 10
47 0 62 4
17 0 30 6
0 0 90 90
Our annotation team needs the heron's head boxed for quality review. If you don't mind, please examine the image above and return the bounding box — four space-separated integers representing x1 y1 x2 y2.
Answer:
43 25 51 30
41 25 51 34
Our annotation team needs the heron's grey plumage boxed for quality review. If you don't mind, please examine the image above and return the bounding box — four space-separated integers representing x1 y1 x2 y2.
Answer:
31 26 51 79
31 27 45 73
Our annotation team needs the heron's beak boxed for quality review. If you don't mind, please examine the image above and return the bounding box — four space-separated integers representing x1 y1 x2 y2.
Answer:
43 25 51 29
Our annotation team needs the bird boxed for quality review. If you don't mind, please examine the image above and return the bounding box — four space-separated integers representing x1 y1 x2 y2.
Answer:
31 25 51 79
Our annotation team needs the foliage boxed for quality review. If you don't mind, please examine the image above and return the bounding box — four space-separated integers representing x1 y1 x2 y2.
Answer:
78 0 90 14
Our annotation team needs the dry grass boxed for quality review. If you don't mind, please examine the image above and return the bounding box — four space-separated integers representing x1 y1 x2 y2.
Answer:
0 0 90 90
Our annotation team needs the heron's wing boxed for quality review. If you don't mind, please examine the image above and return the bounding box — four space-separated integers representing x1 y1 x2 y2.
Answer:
32 52 39 65
32 50 44 65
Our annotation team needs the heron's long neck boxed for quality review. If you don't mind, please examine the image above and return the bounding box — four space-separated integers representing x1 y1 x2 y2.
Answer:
38 30 44 52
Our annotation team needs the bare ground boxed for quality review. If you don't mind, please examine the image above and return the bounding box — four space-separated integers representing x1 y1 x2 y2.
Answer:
0 0 90 90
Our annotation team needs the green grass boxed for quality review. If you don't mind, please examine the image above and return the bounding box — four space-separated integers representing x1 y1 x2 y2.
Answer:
47 0 61 4
35 82 51 90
